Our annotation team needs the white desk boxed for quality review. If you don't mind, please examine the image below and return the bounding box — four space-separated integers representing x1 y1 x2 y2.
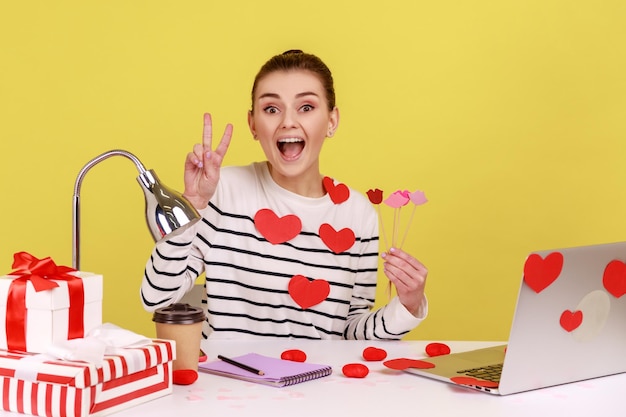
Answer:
1 340 623 417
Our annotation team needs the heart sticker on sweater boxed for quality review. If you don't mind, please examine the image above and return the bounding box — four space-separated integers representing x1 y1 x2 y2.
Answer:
319 223 355 254
603 260 626 298
323 176 350 204
560 309 583 332
254 209 302 244
523 252 563 293
288 275 330 309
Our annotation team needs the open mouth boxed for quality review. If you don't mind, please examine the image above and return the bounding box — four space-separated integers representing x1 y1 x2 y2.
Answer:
277 138 305 159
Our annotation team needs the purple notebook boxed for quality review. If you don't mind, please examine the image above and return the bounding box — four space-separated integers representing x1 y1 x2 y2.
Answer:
198 353 333 387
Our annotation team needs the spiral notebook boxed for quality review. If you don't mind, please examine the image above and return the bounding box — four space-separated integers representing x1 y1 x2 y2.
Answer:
198 353 333 387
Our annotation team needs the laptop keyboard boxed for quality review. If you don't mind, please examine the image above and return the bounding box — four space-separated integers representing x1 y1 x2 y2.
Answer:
456 363 503 382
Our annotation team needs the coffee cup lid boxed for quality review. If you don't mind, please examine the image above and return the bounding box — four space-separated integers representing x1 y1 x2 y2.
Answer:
152 303 205 324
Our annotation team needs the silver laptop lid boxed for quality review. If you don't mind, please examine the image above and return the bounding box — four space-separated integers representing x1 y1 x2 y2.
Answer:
499 241 626 394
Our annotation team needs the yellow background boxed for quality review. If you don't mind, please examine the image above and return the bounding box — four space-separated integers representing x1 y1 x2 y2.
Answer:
1 1 625 341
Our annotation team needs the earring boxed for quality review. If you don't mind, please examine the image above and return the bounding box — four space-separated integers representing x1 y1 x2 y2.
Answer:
327 130 334 137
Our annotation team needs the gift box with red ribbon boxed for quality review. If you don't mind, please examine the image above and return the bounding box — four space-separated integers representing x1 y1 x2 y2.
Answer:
0 252 103 353
0 339 174 417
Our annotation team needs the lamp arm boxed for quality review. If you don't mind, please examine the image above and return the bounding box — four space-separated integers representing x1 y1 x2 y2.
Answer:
72 150 147 270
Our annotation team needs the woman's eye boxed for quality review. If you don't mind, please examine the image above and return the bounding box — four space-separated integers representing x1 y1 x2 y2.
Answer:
263 106 279 114
301 104 314 112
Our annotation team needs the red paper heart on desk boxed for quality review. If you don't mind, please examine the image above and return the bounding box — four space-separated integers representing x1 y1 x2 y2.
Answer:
383 358 435 370
288 275 330 309
323 177 350 204
425 342 451 357
603 260 626 298
254 209 302 244
363 347 388 361
560 309 583 332
523 252 563 293
342 363 369 378
450 376 499 388
319 223 355 254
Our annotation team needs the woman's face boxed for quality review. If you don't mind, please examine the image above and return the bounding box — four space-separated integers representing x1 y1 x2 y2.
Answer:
248 70 339 196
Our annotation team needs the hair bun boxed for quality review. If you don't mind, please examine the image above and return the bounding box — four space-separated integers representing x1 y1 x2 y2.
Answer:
282 49 304 55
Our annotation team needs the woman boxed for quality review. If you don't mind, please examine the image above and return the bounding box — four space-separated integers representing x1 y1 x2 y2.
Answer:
141 50 428 340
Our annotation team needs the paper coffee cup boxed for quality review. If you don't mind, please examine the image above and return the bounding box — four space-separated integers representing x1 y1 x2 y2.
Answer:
153 303 205 371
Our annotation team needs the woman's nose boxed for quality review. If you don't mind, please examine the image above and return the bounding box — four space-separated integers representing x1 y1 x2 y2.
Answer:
280 109 298 129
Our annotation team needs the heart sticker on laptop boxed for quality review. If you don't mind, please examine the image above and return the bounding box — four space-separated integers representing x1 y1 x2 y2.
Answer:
450 376 499 388
383 358 435 370
560 309 583 332
288 275 330 309
602 260 626 298
523 252 564 293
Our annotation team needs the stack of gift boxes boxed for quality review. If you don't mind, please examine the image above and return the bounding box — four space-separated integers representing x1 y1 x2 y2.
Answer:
0 253 175 417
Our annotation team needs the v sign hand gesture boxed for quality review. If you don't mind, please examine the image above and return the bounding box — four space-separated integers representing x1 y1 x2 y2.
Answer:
183 113 233 210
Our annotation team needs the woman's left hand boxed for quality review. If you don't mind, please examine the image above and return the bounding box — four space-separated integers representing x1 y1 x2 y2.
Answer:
381 248 428 316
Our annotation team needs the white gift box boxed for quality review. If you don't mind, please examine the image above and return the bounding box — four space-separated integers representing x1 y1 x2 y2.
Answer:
0 271 103 353
0 339 174 417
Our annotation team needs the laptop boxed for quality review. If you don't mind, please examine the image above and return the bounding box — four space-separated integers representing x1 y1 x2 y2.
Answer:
404 241 626 395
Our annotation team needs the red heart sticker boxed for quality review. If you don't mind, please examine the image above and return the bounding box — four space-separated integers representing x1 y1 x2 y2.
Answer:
288 275 330 309
323 176 350 204
281 349 307 362
560 309 583 332
342 363 369 378
254 209 302 244
603 260 626 298
383 358 435 370
425 342 451 357
319 223 356 254
450 376 499 388
362 347 388 361
523 252 564 293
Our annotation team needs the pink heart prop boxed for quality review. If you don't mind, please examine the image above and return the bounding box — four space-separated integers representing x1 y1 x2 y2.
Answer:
383 358 435 370
322 176 350 204
523 252 563 293
560 310 583 332
383 190 410 208
409 190 428 205
254 209 302 244
603 260 626 298
319 223 356 254
288 275 330 309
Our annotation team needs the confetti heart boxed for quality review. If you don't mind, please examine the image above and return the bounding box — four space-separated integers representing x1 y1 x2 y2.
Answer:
560 309 583 332
383 358 435 370
425 342 451 357
288 275 330 309
523 252 563 293
450 376 499 388
342 363 369 378
323 176 350 204
603 260 626 298
281 349 307 362
362 347 388 361
254 209 302 244
319 223 356 254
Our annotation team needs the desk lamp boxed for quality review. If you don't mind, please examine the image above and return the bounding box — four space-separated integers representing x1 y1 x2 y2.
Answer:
72 149 200 270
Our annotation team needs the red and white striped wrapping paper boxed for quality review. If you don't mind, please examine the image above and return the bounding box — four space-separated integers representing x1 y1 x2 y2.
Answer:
0 339 174 417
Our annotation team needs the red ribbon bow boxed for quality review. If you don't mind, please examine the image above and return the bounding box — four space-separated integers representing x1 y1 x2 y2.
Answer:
5 251 85 352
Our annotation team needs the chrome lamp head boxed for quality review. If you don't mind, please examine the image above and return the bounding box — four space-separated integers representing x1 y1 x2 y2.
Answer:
72 149 200 270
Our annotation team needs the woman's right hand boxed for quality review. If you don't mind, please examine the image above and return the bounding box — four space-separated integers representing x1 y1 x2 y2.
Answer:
183 113 233 210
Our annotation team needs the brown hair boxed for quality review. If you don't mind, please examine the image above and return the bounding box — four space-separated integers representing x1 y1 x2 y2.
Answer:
250 50 336 112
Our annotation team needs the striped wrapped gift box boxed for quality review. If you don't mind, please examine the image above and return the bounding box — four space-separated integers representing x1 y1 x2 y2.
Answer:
0 339 174 417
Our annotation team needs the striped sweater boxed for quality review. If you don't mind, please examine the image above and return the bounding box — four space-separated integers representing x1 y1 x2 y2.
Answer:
141 162 425 340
